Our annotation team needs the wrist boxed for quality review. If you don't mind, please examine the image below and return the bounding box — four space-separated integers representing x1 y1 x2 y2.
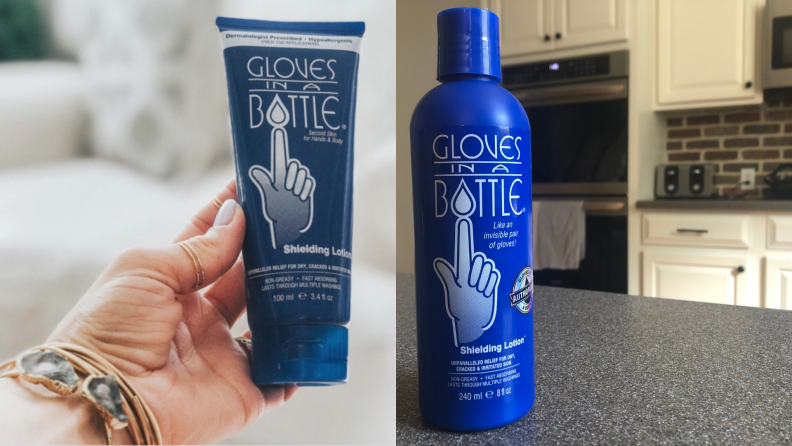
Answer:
272 222 301 246
455 321 484 344
0 378 133 445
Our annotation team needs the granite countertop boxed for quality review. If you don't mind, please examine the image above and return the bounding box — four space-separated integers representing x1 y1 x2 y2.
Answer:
397 274 792 445
636 199 792 211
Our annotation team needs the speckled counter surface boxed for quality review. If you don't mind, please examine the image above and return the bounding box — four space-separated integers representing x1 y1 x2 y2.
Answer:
397 273 792 445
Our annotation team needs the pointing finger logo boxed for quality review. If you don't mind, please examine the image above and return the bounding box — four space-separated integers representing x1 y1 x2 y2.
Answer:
434 181 499 346
249 95 315 249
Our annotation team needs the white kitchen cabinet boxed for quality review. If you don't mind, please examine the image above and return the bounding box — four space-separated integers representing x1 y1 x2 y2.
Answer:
496 0 553 57
655 0 764 109
643 251 748 305
483 0 628 57
767 215 792 250
554 0 628 50
634 210 792 309
764 257 792 310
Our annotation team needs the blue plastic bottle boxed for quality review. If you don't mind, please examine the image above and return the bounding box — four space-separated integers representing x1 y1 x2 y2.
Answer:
410 7 535 431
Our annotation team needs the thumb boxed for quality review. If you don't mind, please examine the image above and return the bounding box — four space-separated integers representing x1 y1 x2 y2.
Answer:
122 200 246 295
434 258 457 291
250 166 277 196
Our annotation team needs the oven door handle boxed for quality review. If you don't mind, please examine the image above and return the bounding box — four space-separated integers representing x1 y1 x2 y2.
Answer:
510 79 628 107
582 201 626 212
534 199 627 216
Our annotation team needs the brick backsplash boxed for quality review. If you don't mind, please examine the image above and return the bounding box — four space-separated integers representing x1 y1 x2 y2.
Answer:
665 102 792 198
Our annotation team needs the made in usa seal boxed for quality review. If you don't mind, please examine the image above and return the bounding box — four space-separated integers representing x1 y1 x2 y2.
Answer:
509 266 533 314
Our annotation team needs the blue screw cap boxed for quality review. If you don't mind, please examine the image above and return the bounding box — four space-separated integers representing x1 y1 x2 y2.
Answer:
250 324 348 386
437 7 501 82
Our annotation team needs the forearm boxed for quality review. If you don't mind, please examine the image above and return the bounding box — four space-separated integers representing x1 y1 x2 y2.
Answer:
0 378 131 445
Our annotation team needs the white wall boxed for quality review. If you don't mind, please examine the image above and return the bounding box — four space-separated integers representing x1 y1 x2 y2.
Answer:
396 0 479 273
626 0 669 295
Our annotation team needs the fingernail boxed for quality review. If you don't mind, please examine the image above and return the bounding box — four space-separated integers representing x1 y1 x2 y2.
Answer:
214 199 237 227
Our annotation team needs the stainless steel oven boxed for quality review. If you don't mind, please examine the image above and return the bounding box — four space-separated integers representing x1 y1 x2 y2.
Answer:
532 197 628 294
502 51 628 196
502 51 629 293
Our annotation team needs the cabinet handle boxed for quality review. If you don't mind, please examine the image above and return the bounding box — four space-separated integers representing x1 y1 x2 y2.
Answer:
745 81 753 88
676 228 708 234
737 265 745 273
555 32 562 39
544 34 551 42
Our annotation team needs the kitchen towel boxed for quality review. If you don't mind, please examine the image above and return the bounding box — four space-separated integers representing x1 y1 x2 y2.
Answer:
532 200 586 270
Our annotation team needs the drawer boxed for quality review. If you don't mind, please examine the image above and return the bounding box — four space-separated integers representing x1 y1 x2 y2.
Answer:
641 212 750 249
767 216 792 250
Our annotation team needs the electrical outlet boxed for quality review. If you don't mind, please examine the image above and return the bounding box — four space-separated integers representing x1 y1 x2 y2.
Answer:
741 167 756 190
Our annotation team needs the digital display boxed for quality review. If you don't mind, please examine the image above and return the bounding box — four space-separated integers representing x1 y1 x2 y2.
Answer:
502 54 610 85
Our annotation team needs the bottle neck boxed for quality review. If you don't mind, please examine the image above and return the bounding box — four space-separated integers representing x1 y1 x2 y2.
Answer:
439 73 499 84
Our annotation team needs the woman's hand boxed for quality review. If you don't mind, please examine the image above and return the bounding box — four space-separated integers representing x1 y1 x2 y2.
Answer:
46 179 296 444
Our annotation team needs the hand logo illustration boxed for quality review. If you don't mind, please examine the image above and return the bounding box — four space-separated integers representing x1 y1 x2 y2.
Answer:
434 181 500 346
249 95 315 249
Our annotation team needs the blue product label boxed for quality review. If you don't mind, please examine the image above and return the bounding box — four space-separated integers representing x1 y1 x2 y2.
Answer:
219 30 362 327
417 125 534 411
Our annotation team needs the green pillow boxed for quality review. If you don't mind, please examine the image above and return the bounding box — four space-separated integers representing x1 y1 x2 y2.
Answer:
0 0 44 61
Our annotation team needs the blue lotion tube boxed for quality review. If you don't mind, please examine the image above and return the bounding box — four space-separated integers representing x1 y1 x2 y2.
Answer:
217 18 364 386
410 8 535 430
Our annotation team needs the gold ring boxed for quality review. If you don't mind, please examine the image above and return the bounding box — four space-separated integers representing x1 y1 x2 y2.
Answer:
212 197 224 209
177 241 205 289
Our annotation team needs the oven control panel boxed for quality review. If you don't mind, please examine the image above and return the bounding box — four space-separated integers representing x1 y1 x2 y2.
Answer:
502 54 610 85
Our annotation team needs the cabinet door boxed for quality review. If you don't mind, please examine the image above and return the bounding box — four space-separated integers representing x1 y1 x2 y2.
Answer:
554 0 628 49
490 0 555 57
656 0 760 105
643 251 747 305
764 257 792 310
766 215 792 250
